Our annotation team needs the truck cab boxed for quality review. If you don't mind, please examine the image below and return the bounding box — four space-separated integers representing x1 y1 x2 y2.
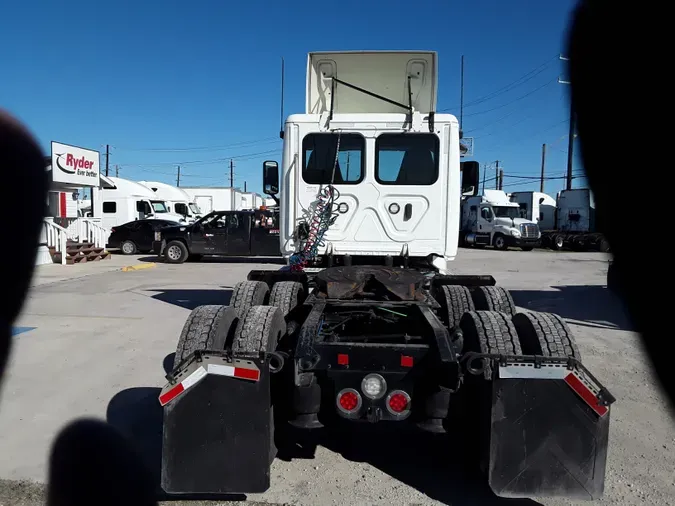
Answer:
261 51 479 274
461 190 540 250
138 180 203 222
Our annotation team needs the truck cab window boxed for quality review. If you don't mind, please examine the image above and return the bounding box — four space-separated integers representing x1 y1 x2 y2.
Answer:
136 201 152 215
481 206 493 221
151 200 168 213
175 203 188 215
376 133 439 185
492 206 520 219
302 133 364 184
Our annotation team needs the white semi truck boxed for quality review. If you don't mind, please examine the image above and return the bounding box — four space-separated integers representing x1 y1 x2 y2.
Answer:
138 180 203 222
511 188 610 252
159 51 614 501
460 189 541 251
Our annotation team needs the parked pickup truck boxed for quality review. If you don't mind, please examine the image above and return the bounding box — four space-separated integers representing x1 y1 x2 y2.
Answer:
154 209 280 263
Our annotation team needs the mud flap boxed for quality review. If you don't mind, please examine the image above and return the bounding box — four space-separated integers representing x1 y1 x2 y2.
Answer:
488 362 613 500
160 353 271 495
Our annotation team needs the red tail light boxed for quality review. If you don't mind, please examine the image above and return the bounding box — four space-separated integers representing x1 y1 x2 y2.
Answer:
386 390 411 417
336 388 362 416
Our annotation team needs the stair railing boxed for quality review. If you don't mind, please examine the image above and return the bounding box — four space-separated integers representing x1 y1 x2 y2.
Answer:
43 218 68 265
76 218 109 248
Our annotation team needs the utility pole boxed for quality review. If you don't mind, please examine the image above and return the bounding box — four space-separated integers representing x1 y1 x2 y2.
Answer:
481 164 486 194
176 166 181 187
459 55 465 131
115 164 119 177
495 160 500 189
498 169 504 190
244 181 247 192
229 159 234 188
559 55 574 190
105 144 110 177
540 143 547 192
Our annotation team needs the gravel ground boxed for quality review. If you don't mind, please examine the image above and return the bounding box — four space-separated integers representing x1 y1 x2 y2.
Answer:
0 249 673 506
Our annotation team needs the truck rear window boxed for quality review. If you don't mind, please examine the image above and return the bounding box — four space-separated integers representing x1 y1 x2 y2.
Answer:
302 133 364 184
375 133 439 185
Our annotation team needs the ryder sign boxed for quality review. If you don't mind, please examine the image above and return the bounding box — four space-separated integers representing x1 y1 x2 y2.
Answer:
51 141 100 186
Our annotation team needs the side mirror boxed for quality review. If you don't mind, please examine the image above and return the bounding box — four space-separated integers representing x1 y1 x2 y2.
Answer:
263 160 279 196
460 161 479 197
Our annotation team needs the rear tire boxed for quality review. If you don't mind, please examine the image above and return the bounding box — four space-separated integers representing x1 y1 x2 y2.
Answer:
120 240 137 255
269 281 305 317
550 234 564 250
438 285 475 330
512 311 581 360
458 310 522 475
233 306 286 464
471 286 516 315
173 305 238 367
230 281 270 318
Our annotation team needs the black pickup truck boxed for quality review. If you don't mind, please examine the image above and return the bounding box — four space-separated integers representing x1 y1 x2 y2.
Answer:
154 209 280 263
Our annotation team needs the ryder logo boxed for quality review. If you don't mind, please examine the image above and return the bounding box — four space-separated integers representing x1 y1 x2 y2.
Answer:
55 152 97 177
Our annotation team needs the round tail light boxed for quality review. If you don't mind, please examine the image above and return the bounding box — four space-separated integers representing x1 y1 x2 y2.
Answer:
386 390 411 417
361 373 387 400
336 388 362 416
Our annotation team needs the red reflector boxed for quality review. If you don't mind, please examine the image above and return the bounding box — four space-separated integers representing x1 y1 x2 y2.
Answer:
564 372 608 417
401 355 413 368
234 367 260 381
159 383 184 406
337 353 349 365
388 393 409 413
339 391 359 411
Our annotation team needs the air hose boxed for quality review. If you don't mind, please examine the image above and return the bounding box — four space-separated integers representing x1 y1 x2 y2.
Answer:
289 133 342 272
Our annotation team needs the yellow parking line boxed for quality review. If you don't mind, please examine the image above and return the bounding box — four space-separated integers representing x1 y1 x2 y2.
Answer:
121 263 157 272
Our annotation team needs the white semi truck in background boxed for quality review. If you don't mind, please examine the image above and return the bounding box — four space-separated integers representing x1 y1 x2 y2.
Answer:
138 180 203 222
460 189 541 250
510 188 609 252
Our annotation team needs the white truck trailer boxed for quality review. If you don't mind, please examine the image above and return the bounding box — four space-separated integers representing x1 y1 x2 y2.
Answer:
511 188 610 251
159 51 615 501
460 189 541 250
181 187 242 214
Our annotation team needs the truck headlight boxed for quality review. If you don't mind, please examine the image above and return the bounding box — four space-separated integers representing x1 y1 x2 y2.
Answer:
510 229 521 238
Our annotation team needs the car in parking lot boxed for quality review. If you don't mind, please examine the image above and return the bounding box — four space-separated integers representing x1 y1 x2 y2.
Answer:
154 208 280 263
107 218 179 255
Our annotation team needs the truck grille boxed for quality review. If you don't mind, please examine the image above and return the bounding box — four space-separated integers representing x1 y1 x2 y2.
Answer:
520 223 539 239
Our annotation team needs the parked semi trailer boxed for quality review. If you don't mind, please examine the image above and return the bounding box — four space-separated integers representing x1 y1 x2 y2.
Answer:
158 51 615 501
511 189 610 252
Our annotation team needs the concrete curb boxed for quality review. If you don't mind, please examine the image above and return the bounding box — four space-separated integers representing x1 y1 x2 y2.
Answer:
121 263 157 272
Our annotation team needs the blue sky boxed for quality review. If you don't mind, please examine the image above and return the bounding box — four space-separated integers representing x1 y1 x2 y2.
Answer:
1 0 582 196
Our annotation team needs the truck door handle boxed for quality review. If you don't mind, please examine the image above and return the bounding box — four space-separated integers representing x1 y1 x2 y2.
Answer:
404 204 412 221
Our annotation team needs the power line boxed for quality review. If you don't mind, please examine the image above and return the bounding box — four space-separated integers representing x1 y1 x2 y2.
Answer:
439 54 558 112
113 137 280 152
463 79 556 118
121 148 280 168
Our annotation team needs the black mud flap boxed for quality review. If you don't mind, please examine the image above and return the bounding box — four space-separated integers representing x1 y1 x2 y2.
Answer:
160 352 271 495
488 361 614 500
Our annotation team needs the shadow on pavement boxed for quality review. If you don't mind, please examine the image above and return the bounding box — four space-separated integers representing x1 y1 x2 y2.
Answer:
148 288 233 310
510 284 632 331
280 424 540 506
137 255 285 265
